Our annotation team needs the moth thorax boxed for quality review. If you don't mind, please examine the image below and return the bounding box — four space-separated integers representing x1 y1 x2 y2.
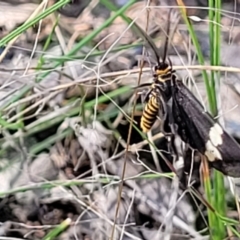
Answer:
155 80 171 98
157 75 168 82
156 68 172 79
153 82 165 92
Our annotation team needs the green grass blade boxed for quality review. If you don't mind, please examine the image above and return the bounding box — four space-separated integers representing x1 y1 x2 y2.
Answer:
0 0 71 47
43 218 71 240
209 0 226 238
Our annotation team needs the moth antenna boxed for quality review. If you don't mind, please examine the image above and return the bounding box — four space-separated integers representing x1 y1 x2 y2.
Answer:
128 17 161 66
133 83 152 90
162 9 172 63
162 9 180 63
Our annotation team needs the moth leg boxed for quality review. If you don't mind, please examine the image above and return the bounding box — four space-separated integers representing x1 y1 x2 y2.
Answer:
155 94 179 164
134 83 152 104
157 95 168 128
164 103 180 164
142 87 154 103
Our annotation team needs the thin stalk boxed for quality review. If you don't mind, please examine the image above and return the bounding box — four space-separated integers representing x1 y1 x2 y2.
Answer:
210 0 226 238
177 1 215 114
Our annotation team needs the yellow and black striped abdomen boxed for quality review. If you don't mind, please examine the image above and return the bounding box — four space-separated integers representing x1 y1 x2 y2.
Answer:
140 92 160 133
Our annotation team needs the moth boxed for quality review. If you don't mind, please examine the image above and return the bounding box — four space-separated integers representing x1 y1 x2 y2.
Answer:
130 12 240 177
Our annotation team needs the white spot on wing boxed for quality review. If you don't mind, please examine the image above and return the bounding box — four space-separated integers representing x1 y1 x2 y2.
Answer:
209 123 223 146
205 140 222 161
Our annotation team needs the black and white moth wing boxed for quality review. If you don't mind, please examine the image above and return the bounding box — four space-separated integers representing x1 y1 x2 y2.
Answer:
172 81 240 177
171 81 206 152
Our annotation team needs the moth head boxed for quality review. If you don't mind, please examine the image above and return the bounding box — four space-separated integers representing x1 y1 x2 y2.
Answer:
153 62 169 73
